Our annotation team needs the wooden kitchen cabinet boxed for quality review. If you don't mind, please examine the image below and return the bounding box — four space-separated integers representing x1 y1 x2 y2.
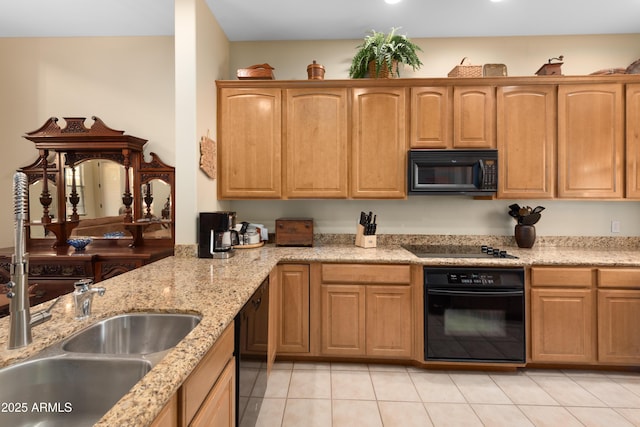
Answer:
453 86 495 148
626 84 640 198
410 86 451 148
320 284 366 356
180 324 235 426
218 87 282 199
284 88 348 198
351 87 407 198
150 394 178 427
277 264 310 354
496 85 556 199
597 268 640 364
189 358 236 427
318 264 412 358
365 285 412 358
557 84 624 198
530 267 595 363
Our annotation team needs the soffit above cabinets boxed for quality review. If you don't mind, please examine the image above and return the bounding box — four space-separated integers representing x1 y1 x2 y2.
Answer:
0 0 638 41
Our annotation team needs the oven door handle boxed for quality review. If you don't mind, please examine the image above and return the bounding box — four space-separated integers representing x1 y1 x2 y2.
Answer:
427 289 523 297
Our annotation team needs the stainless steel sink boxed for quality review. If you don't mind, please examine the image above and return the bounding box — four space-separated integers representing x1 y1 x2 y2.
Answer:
0 356 151 427
62 312 201 355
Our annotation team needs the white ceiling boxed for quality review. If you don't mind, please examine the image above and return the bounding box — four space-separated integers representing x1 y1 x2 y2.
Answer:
0 0 639 41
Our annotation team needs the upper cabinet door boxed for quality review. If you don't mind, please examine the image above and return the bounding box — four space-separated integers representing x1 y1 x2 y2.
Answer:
410 87 452 148
453 86 496 148
626 84 640 199
497 85 556 199
351 87 407 199
558 84 624 199
284 88 348 198
218 88 282 199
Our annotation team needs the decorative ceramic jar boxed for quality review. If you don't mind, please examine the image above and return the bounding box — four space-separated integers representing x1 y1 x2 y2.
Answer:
514 225 536 248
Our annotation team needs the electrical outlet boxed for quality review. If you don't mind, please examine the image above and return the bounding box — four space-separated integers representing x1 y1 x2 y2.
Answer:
611 220 621 233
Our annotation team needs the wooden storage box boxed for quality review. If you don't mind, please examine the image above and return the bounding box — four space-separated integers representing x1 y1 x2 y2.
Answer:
275 218 313 247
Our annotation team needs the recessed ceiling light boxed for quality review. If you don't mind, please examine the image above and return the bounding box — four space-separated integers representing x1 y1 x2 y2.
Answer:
385 0 402 4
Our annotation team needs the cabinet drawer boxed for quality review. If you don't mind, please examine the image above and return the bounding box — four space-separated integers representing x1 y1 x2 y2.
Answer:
181 323 234 426
598 268 640 288
321 264 410 285
531 267 594 287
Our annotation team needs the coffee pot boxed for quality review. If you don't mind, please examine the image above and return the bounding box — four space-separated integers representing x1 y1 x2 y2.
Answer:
198 211 239 258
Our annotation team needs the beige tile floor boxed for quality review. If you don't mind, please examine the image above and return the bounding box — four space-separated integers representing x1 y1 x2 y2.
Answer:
239 361 640 427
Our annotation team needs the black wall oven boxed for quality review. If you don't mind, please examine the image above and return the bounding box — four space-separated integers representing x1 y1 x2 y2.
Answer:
424 267 525 363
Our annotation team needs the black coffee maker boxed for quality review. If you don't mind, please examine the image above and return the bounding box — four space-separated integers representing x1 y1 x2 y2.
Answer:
198 212 239 258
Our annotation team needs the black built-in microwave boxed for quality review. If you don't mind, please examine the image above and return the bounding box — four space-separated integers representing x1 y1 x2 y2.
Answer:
408 149 498 195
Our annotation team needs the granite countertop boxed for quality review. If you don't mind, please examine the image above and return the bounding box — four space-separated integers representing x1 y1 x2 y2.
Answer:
1 241 640 426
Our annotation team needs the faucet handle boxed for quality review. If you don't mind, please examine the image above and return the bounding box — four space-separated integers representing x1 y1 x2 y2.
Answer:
74 278 94 286
74 278 94 291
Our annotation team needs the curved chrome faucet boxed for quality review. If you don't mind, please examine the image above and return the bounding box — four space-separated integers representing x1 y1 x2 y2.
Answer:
73 279 106 320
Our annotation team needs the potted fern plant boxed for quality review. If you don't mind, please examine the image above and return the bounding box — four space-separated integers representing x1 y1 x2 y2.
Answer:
349 28 423 78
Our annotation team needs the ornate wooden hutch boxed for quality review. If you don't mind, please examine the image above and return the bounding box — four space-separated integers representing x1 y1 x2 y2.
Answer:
0 117 175 314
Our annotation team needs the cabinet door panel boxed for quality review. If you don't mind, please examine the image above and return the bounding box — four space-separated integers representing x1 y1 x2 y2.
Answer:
597 289 640 364
320 284 366 356
626 84 640 198
365 286 412 358
285 89 348 198
190 358 235 427
497 86 556 198
278 264 310 353
557 84 624 198
351 88 407 198
218 88 281 198
453 86 495 148
411 87 451 148
530 288 595 363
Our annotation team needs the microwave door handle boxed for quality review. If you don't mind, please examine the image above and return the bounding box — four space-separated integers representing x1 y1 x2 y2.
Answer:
478 159 485 188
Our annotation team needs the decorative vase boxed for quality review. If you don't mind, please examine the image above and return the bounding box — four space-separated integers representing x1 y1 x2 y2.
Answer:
514 224 536 248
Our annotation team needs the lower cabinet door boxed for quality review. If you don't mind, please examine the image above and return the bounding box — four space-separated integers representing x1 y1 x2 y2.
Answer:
365 286 412 358
150 394 178 427
598 289 640 364
190 358 236 427
320 284 366 356
278 264 310 354
530 288 595 363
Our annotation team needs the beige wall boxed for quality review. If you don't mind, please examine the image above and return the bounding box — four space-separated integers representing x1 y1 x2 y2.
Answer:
0 36 174 248
229 34 640 79
227 34 640 237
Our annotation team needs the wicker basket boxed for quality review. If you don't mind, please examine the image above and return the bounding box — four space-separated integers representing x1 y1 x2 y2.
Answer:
448 57 482 78
368 60 398 78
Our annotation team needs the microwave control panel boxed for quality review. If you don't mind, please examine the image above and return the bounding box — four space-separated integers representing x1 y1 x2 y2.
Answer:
481 159 497 189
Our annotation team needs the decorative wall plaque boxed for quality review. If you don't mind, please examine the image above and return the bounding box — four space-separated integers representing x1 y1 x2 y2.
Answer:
199 134 216 179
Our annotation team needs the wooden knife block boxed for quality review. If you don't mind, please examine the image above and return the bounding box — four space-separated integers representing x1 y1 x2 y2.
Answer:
355 224 376 248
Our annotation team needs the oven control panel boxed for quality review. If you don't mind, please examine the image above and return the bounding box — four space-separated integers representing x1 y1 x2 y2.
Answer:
447 272 499 285
425 267 525 289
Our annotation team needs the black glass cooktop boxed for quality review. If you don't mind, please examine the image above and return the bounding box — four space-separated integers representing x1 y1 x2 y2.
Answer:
402 244 518 259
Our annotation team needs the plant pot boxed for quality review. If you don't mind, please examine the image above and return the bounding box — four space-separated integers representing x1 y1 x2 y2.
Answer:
514 224 536 248
367 60 398 78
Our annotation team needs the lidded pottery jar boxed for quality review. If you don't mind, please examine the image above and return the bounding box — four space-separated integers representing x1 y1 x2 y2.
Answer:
307 60 325 80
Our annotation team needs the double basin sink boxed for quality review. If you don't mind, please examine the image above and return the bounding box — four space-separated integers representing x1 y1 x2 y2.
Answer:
0 312 201 426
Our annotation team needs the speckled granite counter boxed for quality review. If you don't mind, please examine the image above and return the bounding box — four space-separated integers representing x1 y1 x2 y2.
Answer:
1 240 640 426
